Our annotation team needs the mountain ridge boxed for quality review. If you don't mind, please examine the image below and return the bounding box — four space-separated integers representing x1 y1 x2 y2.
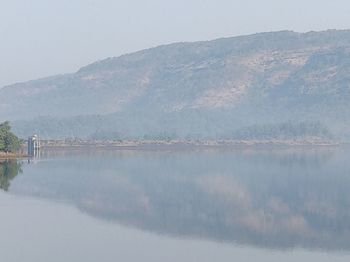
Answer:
1 29 350 140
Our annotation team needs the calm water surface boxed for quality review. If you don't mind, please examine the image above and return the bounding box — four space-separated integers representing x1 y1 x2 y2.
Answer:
1 146 350 261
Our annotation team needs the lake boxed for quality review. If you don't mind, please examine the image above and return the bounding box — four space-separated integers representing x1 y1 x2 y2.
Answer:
1 146 350 261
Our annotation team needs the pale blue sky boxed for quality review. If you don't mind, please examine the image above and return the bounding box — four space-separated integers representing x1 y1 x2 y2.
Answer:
1 0 350 87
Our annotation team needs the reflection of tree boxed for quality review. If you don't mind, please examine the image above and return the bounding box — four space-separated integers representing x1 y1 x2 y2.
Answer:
0 160 22 191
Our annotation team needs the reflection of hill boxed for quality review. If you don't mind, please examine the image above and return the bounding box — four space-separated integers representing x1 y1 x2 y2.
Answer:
11 148 350 250
0 160 22 191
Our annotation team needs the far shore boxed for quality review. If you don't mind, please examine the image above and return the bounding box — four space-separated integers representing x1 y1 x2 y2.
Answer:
1 139 345 159
37 139 342 149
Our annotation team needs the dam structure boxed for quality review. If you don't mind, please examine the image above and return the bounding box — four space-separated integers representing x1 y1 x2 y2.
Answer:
28 135 40 156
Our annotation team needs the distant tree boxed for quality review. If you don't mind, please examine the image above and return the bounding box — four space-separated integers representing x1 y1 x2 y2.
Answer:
232 121 333 140
0 121 21 153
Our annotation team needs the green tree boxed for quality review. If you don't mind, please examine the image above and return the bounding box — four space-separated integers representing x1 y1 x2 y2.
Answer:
0 121 21 153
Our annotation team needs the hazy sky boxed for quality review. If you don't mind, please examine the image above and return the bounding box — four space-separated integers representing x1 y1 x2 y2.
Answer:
1 0 350 87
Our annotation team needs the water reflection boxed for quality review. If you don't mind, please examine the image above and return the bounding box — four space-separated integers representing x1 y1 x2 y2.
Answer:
0 160 22 191
7 147 350 251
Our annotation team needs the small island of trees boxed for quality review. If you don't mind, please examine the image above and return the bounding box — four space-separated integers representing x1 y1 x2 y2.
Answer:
0 121 21 153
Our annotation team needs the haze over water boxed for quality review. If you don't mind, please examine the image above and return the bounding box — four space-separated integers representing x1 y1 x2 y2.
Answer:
1 146 350 261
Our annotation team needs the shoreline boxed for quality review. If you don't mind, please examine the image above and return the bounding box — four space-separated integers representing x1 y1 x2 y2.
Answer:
38 139 342 149
2 139 345 158
0 152 29 159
